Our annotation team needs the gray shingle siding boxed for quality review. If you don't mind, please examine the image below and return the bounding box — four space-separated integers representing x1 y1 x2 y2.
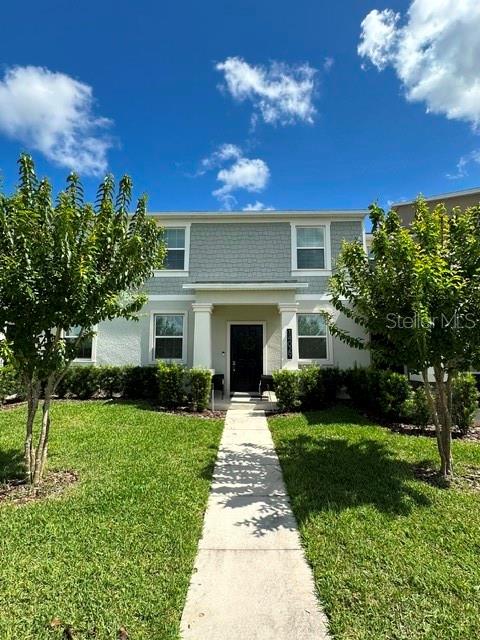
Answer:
144 277 185 295
144 219 363 296
190 222 291 280
331 221 362 267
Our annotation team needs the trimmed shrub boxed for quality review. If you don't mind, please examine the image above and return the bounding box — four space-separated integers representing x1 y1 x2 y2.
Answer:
274 367 343 413
321 367 343 404
377 370 411 420
96 366 126 398
272 369 300 412
123 366 158 400
188 368 212 412
157 362 186 409
402 386 431 428
344 367 410 421
0 365 22 403
56 366 101 399
452 372 479 435
298 366 325 410
343 367 371 409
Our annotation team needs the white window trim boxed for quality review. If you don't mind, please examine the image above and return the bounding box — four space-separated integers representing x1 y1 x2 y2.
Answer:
64 327 97 363
297 313 333 365
291 221 331 276
154 222 191 277
150 311 187 364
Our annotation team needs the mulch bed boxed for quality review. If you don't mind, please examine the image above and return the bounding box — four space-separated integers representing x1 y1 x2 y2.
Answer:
163 408 226 419
0 470 78 506
389 421 480 443
354 403 480 443
0 399 27 411
414 464 480 492
464 424 480 443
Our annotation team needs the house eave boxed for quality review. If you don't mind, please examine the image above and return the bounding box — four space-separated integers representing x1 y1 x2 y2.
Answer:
182 282 309 291
392 187 480 208
148 210 368 222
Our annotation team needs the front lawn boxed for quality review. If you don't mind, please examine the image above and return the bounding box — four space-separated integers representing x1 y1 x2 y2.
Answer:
0 401 223 640
269 406 480 640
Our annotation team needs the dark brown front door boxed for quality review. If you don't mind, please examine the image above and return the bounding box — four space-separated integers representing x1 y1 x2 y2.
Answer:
230 324 263 393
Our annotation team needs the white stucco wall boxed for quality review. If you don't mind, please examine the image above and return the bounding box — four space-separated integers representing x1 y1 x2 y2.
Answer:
96 317 142 366
93 299 369 371
330 312 371 369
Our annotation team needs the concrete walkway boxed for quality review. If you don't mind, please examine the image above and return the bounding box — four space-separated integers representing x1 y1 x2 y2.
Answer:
180 403 330 639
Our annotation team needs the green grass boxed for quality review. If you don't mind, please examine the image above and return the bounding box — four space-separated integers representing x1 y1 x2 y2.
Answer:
0 401 223 640
269 406 480 640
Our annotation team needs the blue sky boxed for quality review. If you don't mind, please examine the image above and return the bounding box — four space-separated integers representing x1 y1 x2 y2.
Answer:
0 0 479 213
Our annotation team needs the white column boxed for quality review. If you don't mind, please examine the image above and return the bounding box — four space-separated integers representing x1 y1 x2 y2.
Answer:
278 303 299 369
192 303 213 369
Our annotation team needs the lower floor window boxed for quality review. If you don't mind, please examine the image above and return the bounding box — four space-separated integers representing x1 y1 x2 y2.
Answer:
65 327 93 360
298 313 327 360
154 314 184 360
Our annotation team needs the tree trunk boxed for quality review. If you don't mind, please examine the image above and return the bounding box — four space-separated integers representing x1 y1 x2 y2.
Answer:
32 376 54 487
24 380 41 484
433 364 454 479
422 368 446 472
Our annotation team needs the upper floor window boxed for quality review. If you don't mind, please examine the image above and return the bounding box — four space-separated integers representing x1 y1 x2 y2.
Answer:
296 226 325 269
154 314 185 361
165 228 186 270
65 326 94 360
298 314 327 360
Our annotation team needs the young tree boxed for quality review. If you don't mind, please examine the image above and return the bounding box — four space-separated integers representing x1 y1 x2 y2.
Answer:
0 155 164 486
328 198 480 478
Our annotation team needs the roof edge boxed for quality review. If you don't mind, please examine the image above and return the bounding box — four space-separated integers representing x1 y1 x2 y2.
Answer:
392 186 480 208
147 209 368 220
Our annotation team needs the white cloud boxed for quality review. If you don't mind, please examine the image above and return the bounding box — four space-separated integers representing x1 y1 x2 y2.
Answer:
358 9 399 70
447 149 480 179
243 201 275 211
216 56 317 126
358 0 480 128
199 143 271 209
199 143 242 174
213 157 270 198
0 65 113 175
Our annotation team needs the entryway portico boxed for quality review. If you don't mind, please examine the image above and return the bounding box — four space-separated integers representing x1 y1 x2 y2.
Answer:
187 282 307 396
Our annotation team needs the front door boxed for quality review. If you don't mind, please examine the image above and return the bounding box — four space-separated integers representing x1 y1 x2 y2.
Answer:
230 324 263 393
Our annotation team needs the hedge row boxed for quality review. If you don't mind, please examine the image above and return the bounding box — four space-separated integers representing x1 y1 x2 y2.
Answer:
343 367 411 421
56 363 212 412
345 368 478 431
402 372 478 434
56 365 158 400
272 365 409 416
272 366 478 433
272 366 343 412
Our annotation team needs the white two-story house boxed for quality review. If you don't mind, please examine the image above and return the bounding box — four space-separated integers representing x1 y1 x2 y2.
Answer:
78 210 370 395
